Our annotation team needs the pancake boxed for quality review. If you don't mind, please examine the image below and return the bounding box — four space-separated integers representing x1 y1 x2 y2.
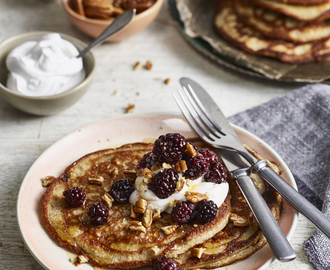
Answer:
234 0 330 43
175 151 282 269
41 142 231 269
213 0 330 63
251 0 330 22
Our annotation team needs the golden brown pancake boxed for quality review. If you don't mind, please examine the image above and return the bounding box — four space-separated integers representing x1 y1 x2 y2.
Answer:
41 142 231 268
214 0 330 63
277 0 328 4
251 0 330 22
234 0 330 43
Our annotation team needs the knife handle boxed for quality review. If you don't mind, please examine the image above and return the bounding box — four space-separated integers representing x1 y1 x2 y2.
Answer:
232 168 296 261
253 160 330 239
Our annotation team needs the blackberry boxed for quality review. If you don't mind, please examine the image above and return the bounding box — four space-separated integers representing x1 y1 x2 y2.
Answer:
87 201 109 225
136 151 158 170
152 133 186 164
184 155 209 179
171 201 195 224
199 148 219 164
195 200 218 224
63 187 86 207
148 168 178 199
109 178 134 203
152 257 179 270
204 162 227 184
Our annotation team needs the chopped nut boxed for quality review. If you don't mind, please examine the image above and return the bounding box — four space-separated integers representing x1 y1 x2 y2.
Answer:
151 163 162 172
151 246 161 255
161 163 172 169
230 213 250 227
144 60 153 70
186 180 194 187
126 103 135 113
134 199 147 214
153 208 161 222
186 142 198 157
101 193 114 208
74 255 89 266
192 247 206 258
137 168 153 177
88 176 104 185
133 61 142 70
129 221 146 233
168 200 180 208
176 178 185 192
161 225 178 235
185 192 209 203
175 160 188 172
130 204 139 219
142 209 153 228
164 78 170 85
109 167 119 176
143 176 152 184
41 176 56 187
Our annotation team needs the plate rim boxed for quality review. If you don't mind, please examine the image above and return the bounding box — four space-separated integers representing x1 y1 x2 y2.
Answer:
16 112 298 270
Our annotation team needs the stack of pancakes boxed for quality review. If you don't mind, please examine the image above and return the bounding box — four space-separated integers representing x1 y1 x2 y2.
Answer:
213 0 330 63
41 140 281 269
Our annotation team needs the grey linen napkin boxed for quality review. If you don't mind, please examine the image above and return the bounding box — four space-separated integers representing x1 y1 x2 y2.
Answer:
228 83 330 270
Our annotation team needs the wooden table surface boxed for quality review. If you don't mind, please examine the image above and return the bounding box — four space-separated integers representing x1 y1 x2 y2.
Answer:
0 0 317 269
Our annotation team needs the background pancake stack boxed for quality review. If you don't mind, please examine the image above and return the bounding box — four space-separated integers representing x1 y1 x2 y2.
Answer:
214 0 330 63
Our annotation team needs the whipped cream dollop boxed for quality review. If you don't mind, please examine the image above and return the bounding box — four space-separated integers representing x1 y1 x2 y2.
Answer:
6 33 85 96
129 169 229 214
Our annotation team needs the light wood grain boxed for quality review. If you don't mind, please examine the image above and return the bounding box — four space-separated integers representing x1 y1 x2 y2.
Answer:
0 0 315 269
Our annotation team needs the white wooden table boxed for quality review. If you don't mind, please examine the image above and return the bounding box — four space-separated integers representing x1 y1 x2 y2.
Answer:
0 0 316 269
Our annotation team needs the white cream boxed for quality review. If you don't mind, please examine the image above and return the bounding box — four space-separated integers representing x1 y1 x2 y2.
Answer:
129 170 229 214
6 33 85 97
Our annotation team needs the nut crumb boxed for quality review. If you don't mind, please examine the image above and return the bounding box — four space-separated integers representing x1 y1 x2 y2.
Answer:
112 90 117 95
161 225 178 235
41 176 56 187
126 104 135 113
185 191 209 203
164 78 170 84
145 60 153 70
88 176 104 185
101 193 114 208
133 61 142 70
74 255 89 266
192 247 206 258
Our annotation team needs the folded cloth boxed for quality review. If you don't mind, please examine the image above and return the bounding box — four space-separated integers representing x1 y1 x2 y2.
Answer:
228 83 330 270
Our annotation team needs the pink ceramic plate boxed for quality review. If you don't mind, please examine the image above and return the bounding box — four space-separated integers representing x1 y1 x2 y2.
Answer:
17 113 298 270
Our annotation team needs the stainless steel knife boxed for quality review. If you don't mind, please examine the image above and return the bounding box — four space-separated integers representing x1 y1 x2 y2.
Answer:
179 77 330 242
177 78 296 262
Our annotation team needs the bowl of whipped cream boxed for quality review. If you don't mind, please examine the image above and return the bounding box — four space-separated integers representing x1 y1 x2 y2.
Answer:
0 31 96 115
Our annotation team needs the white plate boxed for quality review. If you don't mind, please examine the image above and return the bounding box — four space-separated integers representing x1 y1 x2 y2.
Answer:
17 113 298 270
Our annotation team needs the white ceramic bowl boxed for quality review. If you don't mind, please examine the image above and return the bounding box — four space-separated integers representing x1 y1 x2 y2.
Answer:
0 31 96 116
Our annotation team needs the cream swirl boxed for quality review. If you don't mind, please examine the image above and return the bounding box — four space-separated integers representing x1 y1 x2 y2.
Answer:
6 33 85 96
129 170 229 214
